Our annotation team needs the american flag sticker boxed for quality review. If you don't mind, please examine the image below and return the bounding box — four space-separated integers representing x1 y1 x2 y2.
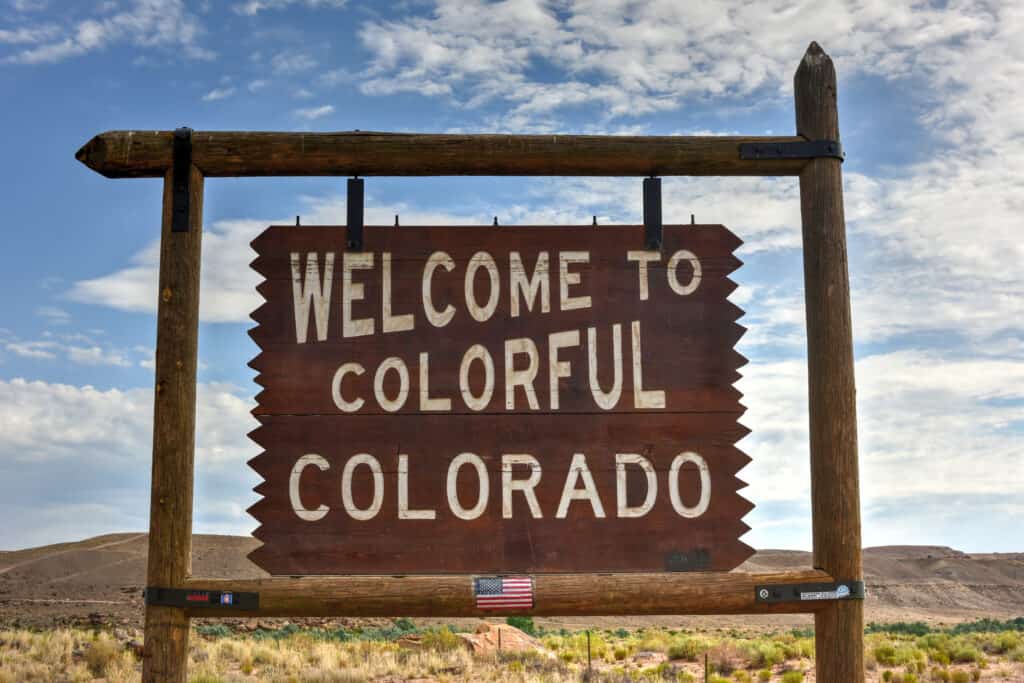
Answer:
474 576 534 611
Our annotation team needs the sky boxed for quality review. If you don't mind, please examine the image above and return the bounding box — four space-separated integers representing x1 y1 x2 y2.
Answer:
0 0 1021 553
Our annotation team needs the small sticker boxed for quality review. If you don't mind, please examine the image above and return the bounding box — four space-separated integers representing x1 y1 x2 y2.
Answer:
758 588 770 600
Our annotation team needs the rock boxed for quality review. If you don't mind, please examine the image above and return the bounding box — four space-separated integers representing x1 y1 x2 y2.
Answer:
633 651 667 666
126 640 144 658
455 622 542 656
396 635 424 650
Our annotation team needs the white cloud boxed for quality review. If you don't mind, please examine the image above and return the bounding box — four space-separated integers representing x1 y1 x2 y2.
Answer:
738 348 1024 550
271 51 317 74
5 340 58 360
233 0 347 16
0 24 58 44
202 86 236 101
247 78 268 92
10 0 49 11
293 103 334 120
0 378 258 548
66 345 132 367
2 0 213 65
35 305 70 325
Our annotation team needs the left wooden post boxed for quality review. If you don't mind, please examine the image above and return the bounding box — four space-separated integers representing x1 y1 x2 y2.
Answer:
143 149 204 683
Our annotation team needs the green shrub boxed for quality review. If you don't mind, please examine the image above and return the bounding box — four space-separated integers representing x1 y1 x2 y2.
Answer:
667 636 709 661
904 674 919 683
733 672 751 683
758 669 772 682
505 616 535 635
420 626 460 651
745 641 786 669
950 671 969 683
930 666 950 681
781 671 804 683
883 671 894 682
951 644 982 663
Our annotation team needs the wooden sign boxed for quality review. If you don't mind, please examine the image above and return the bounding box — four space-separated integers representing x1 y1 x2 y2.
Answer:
248 224 752 575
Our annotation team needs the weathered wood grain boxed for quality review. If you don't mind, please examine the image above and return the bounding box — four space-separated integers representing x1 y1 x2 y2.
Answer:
182 570 833 618
248 224 752 575
75 131 810 178
796 42 864 683
143 164 203 683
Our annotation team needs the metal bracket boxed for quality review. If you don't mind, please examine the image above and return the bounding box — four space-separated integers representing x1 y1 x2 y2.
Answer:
755 580 864 603
346 177 364 250
739 139 844 162
144 586 259 610
642 176 662 250
171 127 193 233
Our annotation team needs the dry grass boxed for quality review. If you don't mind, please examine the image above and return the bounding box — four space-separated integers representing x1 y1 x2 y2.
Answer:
0 623 1022 682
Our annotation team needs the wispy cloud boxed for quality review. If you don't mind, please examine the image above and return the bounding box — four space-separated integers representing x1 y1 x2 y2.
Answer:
202 86 236 101
233 0 347 16
271 51 316 74
2 0 213 65
293 103 334 120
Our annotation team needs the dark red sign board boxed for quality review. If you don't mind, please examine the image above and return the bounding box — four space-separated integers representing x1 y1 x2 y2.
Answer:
248 225 752 575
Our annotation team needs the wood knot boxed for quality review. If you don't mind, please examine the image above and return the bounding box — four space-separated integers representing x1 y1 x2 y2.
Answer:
162 287 173 302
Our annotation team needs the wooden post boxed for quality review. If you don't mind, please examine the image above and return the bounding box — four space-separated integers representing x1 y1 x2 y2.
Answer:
142 161 204 683
795 43 864 682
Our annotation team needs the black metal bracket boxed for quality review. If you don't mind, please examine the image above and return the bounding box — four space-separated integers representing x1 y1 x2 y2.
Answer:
739 139 844 162
346 177 364 250
642 176 662 250
171 127 193 233
144 586 259 610
755 580 864 603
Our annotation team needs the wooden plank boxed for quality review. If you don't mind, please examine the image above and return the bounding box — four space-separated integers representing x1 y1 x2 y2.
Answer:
75 131 809 178
795 42 864 683
248 224 752 575
182 570 833 617
142 164 203 683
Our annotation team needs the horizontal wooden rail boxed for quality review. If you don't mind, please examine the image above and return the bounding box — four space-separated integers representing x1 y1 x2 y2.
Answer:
76 131 809 178
182 570 832 618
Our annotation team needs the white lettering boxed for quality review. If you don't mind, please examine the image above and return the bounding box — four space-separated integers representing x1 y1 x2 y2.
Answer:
502 454 543 519
423 251 456 328
509 251 550 317
331 362 365 413
341 453 383 521
587 324 623 410
418 352 451 412
465 251 500 322
626 250 660 301
343 252 374 338
504 338 540 410
290 252 334 343
459 344 495 411
667 249 702 296
631 320 665 409
669 451 711 518
373 356 410 413
615 453 657 518
559 251 592 311
556 453 605 518
289 454 329 522
398 454 436 519
548 329 581 410
382 252 414 333
447 452 489 520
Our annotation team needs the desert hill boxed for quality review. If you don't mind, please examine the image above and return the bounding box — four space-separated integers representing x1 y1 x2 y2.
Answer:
0 534 1020 629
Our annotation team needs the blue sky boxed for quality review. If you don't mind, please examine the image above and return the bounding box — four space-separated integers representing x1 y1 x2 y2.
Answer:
0 0 1021 552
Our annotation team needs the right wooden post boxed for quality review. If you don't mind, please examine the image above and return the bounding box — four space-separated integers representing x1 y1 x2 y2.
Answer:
795 42 864 681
